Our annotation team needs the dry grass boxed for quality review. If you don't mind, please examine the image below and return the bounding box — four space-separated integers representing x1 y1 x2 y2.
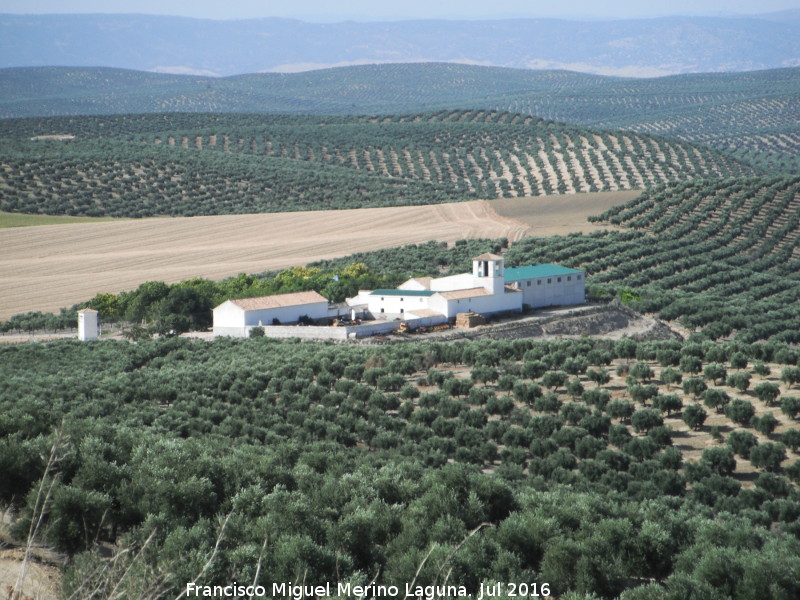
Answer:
0 212 119 229
0 193 634 320
0 549 61 600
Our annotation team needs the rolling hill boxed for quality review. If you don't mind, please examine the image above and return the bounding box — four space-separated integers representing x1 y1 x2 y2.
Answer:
2 63 797 174
506 176 800 343
0 64 609 118
0 112 755 217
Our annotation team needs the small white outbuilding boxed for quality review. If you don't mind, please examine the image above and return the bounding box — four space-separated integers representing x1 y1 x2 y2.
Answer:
213 290 329 337
77 308 99 341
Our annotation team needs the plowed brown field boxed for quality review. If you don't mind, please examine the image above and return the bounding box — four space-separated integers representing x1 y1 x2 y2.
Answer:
0 193 632 319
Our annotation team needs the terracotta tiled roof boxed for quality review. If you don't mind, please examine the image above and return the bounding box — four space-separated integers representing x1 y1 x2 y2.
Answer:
407 277 433 289
438 287 492 300
225 291 328 311
473 253 504 261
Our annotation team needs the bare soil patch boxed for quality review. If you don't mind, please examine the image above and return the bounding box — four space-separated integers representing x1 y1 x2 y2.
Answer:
488 190 639 236
0 548 61 600
0 520 63 600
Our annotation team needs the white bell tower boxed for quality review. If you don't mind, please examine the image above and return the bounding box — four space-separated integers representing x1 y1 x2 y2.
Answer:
473 253 505 295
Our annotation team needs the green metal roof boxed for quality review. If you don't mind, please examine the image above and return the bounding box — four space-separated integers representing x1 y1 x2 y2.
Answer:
370 289 435 297
505 264 583 280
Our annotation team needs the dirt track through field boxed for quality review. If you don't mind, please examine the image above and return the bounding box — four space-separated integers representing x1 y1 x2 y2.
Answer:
0 193 632 319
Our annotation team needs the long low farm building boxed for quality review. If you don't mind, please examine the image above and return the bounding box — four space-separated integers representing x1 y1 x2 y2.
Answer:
213 290 330 337
505 264 585 308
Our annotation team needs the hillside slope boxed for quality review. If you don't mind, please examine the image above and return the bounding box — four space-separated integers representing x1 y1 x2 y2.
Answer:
0 64 608 118
0 112 755 216
2 64 796 122
2 63 796 174
506 176 800 343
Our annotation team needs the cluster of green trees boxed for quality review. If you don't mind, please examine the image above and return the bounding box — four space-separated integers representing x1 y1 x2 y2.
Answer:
2 336 800 598
0 307 78 334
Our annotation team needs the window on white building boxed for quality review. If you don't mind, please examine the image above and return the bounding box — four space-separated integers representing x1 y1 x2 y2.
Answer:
567 276 572 282
527 281 531 287
547 278 552 284
557 277 562 283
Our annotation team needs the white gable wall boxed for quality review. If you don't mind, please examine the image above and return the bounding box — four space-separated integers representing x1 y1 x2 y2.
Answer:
429 273 476 292
213 301 247 337
399 279 429 291
213 301 246 327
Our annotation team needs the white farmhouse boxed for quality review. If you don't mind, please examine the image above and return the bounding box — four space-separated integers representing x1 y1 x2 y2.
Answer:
358 254 585 321
213 255 586 339
363 254 519 320
213 290 329 337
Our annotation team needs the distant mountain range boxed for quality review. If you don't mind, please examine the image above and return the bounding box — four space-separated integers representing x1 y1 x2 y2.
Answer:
1 12 799 77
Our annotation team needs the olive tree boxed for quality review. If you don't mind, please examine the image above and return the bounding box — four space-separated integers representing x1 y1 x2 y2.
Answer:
682 403 707 431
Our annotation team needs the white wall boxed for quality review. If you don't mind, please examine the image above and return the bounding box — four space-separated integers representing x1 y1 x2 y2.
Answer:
78 311 98 341
429 273 475 292
367 294 431 319
469 290 523 316
213 300 330 335
510 273 585 308
214 325 248 337
217 313 448 340
242 302 329 325
428 290 522 318
213 301 245 328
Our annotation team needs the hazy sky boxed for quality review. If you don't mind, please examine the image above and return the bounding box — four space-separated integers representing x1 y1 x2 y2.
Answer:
1 0 798 21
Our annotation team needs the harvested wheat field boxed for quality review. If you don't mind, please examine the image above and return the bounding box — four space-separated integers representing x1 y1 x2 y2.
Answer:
489 190 639 235
0 193 632 319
